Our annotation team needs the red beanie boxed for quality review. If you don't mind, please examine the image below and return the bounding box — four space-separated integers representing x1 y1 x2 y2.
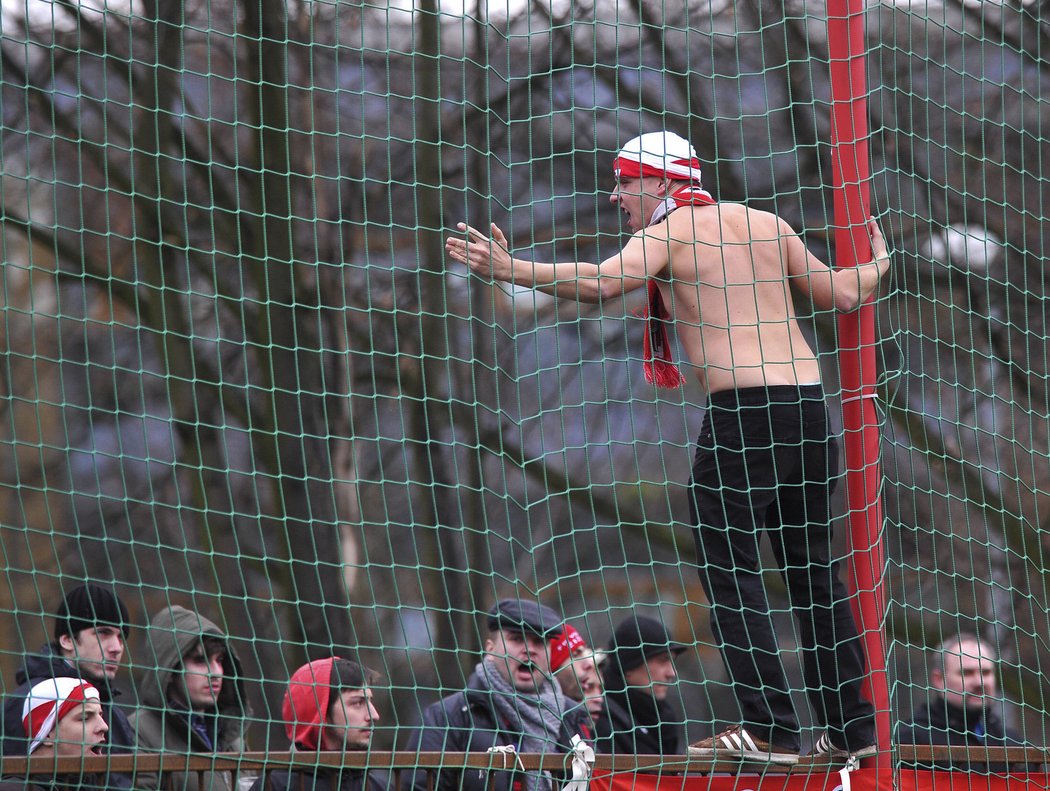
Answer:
549 624 586 672
282 657 340 750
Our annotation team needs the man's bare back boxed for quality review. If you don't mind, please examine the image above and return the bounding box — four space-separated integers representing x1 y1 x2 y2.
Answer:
647 202 824 394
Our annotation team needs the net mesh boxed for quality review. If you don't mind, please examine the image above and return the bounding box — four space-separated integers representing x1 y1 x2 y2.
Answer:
0 0 1047 779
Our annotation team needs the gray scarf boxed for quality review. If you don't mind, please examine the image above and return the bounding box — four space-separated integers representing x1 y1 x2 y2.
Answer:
476 660 575 791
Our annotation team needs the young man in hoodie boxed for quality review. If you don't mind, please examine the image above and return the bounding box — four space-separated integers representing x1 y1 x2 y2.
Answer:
250 657 388 791
2 583 135 785
131 605 249 791
447 131 890 765
0 676 111 791
406 600 590 791
594 615 686 756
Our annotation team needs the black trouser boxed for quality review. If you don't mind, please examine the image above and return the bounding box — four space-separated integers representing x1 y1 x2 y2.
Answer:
689 385 876 751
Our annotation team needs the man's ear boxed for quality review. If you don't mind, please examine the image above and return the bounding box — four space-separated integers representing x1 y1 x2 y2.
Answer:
57 633 76 654
930 668 945 690
483 638 495 655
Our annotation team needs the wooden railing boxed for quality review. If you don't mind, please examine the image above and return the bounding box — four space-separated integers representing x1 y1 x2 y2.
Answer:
0 746 1046 788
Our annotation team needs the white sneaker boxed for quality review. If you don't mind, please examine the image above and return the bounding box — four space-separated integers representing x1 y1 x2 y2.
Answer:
810 731 878 761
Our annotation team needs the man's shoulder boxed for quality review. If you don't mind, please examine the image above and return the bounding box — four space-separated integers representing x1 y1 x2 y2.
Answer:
128 705 164 746
660 201 781 249
896 704 950 745
422 687 491 724
14 646 70 687
688 201 777 231
599 693 634 729
899 703 935 728
424 688 468 711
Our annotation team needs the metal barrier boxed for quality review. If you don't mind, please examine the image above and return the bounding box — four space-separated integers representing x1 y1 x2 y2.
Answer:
0 747 1047 788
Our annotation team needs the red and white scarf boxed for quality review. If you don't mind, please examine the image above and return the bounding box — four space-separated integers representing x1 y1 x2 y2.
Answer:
641 185 716 389
612 132 715 388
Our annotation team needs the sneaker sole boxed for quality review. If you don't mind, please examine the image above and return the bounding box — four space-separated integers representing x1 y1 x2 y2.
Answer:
687 746 733 760
688 746 799 766
740 749 800 766
810 745 879 762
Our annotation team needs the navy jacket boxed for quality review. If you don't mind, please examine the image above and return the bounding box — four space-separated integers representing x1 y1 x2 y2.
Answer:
896 699 1032 772
3 644 135 756
2 644 134 789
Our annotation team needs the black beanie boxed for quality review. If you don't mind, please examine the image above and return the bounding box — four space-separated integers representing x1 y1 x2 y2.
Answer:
54 584 130 640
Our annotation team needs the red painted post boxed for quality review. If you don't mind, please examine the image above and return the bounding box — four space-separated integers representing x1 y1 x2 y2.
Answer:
826 0 893 761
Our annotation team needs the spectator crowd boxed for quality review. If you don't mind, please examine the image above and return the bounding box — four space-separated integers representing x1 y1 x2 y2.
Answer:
0 584 1036 790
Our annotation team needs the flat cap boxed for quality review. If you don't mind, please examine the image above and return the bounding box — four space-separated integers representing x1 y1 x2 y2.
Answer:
486 599 563 637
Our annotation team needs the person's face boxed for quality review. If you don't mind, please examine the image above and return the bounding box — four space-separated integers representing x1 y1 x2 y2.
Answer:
610 175 667 232
321 688 379 752
623 652 678 701
178 646 226 711
935 640 998 711
59 626 125 681
40 700 109 759
556 651 604 715
485 628 551 692
571 652 605 720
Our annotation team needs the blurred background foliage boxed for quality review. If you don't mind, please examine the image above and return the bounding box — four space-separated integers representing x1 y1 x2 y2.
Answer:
1 0 1048 749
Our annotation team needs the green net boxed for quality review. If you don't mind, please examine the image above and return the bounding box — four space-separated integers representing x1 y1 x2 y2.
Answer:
0 0 1047 780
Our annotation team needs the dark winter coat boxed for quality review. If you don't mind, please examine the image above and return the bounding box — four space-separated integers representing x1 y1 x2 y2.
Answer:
0 773 119 790
593 666 684 756
2 644 135 758
896 698 1033 772
248 766 390 791
403 670 590 791
1 645 135 790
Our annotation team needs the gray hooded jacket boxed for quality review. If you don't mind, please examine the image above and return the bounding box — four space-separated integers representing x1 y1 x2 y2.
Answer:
129 606 249 791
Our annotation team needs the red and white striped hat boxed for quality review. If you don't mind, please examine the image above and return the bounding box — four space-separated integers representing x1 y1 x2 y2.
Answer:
22 677 100 754
613 131 704 185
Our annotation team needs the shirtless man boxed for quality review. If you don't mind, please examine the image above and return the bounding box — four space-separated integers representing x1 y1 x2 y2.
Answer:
446 130 891 765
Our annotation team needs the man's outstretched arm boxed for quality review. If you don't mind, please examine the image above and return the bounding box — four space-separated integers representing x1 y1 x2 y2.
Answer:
446 222 666 303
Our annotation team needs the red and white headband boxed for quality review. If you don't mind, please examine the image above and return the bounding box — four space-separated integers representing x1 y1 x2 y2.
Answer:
613 131 704 185
22 677 100 754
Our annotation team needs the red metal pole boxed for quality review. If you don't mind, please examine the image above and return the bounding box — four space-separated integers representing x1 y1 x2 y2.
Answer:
826 0 892 761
